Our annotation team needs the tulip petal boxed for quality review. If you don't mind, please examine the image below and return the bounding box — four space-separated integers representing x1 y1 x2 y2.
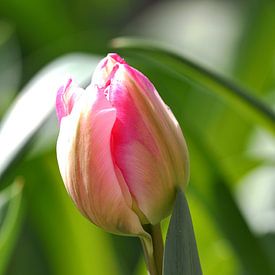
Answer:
91 53 126 89
109 64 189 224
57 86 147 236
117 141 175 225
123 64 189 183
120 64 189 185
56 78 83 123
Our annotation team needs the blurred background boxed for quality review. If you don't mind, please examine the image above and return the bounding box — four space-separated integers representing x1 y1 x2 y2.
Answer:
0 0 275 274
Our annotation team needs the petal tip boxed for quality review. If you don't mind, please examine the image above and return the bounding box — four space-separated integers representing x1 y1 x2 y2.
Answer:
55 78 78 124
107 53 126 64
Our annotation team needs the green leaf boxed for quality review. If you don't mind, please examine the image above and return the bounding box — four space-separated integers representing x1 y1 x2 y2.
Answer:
0 54 101 182
164 189 202 275
111 37 275 134
0 179 24 275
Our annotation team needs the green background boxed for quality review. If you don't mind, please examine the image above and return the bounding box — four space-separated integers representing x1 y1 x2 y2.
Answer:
0 0 275 274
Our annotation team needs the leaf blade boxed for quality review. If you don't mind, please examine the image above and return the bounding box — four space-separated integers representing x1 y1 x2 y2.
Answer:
0 54 101 182
164 189 202 275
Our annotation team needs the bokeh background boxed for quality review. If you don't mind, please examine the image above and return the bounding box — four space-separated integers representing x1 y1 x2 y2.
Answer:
0 0 275 274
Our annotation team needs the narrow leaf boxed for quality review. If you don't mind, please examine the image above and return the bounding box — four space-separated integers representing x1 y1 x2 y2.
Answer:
0 54 100 181
0 179 24 275
164 189 202 275
111 37 275 134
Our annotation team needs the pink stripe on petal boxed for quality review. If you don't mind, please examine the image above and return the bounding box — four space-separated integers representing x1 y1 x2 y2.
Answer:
107 53 126 64
56 85 66 124
109 70 159 156
56 78 83 124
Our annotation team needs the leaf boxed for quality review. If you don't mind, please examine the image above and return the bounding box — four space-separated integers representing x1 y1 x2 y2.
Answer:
164 189 202 275
0 54 101 182
0 179 24 275
111 37 275 134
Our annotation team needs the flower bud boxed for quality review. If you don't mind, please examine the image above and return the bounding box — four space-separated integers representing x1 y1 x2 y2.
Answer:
56 53 189 236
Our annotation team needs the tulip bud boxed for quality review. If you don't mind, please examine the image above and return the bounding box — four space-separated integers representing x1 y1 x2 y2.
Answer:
56 53 189 237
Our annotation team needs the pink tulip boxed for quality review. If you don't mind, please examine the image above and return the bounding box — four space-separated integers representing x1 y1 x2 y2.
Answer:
56 53 189 236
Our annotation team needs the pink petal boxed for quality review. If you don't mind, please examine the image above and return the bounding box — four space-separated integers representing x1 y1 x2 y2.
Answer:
91 54 126 89
116 64 189 185
128 65 189 184
116 141 175 225
56 78 83 123
109 64 189 224
57 86 147 236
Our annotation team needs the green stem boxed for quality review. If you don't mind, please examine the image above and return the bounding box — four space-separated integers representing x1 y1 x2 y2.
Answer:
140 237 158 275
151 224 164 275
140 223 164 275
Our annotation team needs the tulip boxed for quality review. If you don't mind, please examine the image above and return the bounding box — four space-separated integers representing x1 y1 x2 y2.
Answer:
56 53 189 238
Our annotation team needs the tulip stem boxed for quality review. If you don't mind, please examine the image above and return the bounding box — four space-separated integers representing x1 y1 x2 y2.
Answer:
141 223 164 275
150 223 164 275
